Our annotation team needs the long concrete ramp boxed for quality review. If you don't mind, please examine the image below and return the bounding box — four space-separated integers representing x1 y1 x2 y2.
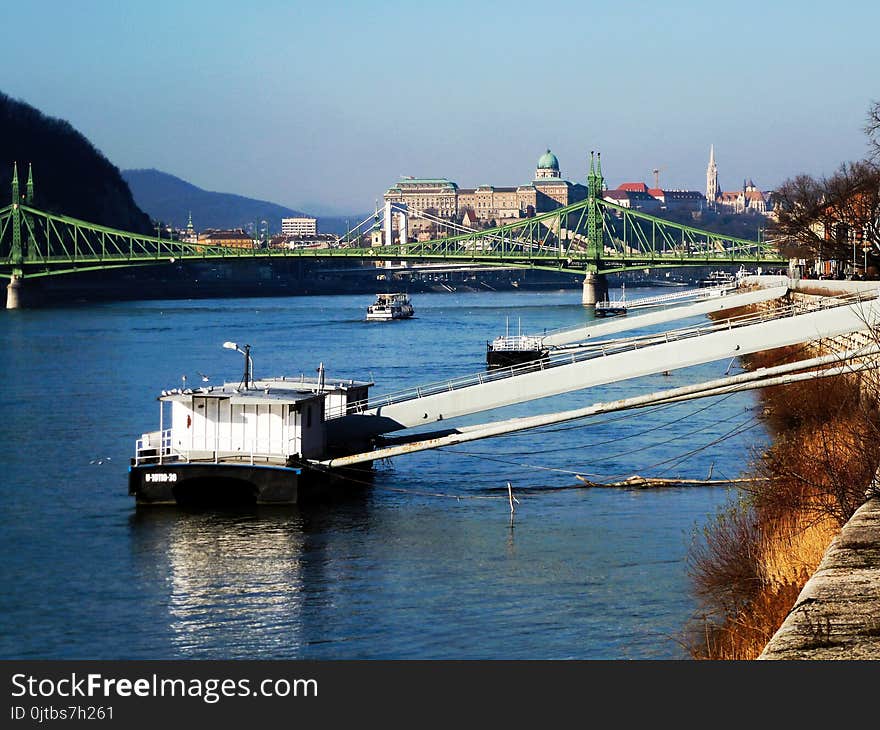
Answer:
327 292 880 443
542 285 789 346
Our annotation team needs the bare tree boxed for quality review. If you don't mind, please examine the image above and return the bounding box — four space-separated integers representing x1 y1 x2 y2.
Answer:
866 99 880 162
770 160 880 266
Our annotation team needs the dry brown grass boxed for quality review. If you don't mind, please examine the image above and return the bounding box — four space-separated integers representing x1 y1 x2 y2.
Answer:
683 338 880 660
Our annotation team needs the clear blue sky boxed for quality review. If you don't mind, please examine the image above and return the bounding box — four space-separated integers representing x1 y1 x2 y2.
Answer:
2 0 878 215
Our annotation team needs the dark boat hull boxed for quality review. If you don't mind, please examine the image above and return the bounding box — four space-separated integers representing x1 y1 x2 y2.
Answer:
486 347 549 370
129 462 302 505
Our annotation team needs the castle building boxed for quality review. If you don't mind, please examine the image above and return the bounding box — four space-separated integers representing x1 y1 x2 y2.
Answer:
383 149 588 237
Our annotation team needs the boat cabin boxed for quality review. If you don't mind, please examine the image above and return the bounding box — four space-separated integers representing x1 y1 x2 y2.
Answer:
130 372 372 505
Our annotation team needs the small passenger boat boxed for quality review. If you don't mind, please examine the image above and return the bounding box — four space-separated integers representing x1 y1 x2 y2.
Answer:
366 292 414 321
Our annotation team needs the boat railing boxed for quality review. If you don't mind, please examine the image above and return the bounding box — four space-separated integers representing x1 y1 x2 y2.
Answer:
488 335 545 352
134 429 174 465
336 288 878 415
135 431 291 467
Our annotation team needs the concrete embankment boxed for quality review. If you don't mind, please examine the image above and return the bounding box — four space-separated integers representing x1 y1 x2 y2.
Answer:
758 491 880 659
752 275 880 659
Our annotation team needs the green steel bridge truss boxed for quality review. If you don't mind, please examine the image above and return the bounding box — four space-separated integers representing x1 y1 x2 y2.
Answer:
1 167 785 282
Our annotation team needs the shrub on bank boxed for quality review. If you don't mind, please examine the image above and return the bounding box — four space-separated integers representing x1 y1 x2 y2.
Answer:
683 341 880 659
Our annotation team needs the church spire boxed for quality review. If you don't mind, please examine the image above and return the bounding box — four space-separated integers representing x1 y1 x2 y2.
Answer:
706 144 719 207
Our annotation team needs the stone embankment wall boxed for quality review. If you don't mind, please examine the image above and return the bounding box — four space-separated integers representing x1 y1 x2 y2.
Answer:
749 276 880 659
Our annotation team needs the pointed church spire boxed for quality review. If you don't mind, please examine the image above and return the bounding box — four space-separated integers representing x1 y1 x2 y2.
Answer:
706 144 719 207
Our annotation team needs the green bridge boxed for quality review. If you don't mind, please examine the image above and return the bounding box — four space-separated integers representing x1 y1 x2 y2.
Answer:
1 159 787 308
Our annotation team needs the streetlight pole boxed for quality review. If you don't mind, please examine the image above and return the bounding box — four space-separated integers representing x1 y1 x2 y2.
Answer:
223 341 253 389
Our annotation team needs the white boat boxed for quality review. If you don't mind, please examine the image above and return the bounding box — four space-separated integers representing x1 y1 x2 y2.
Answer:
128 347 374 506
366 292 414 321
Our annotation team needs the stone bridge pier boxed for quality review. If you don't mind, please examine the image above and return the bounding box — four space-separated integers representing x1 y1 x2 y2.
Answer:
5 275 22 309
581 272 608 306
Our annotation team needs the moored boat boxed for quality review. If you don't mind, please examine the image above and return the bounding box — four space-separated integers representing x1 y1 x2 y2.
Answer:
128 346 373 506
486 334 549 369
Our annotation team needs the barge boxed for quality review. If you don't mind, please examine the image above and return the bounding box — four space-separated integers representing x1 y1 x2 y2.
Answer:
129 344 372 506
486 334 549 369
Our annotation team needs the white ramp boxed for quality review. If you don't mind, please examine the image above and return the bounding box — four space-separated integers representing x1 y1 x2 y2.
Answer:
327 292 879 441
543 285 789 346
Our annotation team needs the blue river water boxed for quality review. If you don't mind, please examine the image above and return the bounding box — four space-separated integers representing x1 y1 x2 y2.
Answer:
0 287 768 659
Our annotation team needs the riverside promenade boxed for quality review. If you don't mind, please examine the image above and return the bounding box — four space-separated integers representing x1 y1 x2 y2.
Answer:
758 276 880 660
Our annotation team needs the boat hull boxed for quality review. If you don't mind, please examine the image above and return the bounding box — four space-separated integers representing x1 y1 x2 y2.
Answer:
486 347 549 370
128 462 302 505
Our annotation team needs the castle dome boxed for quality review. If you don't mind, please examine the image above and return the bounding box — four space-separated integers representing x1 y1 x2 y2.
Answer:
537 149 559 171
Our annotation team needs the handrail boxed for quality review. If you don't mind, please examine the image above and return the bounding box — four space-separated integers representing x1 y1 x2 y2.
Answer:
597 282 737 309
338 288 878 415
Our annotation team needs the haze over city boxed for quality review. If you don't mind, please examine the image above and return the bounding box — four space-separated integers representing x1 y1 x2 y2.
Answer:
2 0 878 215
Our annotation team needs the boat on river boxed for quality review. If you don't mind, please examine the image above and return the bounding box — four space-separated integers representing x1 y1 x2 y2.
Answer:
128 347 373 506
366 292 414 321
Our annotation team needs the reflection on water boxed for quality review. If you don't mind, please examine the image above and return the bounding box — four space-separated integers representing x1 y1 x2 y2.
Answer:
127 496 375 658
131 508 307 657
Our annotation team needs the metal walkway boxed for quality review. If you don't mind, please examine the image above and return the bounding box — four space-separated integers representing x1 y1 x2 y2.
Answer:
542 284 789 347
327 288 880 442
596 281 737 312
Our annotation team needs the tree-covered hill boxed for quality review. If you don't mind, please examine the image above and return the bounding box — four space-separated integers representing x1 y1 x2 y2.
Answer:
0 91 153 235
122 168 311 233
122 168 369 236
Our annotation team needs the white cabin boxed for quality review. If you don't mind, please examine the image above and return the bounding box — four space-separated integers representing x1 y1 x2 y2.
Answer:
135 375 372 466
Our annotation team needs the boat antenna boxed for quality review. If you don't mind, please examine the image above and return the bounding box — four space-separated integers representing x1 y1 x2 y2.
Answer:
317 362 325 392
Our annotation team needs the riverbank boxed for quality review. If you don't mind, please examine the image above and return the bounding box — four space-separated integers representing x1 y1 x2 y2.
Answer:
685 281 880 659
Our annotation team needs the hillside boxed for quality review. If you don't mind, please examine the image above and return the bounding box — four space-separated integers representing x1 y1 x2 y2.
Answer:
122 169 365 235
0 91 153 234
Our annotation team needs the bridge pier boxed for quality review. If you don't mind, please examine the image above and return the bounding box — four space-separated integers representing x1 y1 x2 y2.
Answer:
581 272 608 306
5 275 22 310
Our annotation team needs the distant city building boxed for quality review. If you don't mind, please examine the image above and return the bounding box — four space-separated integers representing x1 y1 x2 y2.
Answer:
605 182 702 213
181 211 197 243
603 186 661 213
706 146 770 215
270 233 336 250
197 229 255 249
281 216 318 236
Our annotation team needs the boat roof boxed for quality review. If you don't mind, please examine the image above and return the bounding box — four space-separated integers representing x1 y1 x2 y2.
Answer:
158 375 373 404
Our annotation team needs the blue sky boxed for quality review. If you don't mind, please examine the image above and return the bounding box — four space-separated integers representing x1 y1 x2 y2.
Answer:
2 0 878 215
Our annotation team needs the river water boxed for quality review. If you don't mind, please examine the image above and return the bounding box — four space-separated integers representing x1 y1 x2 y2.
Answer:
0 287 768 659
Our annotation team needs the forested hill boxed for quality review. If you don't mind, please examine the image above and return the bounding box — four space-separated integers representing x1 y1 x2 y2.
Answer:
0 91 153 235
122 169 369 236
122 168 311 233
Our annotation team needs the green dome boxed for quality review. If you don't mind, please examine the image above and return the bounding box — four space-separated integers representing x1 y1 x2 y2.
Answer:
537 149 559 170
